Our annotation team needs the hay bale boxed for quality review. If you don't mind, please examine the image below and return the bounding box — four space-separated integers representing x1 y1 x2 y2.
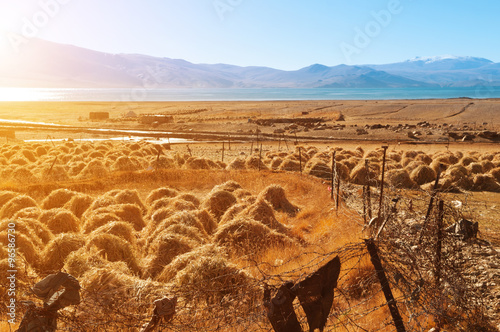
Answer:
10 166 38 183
64 193 94 218
238 198 289 235
13 207 42 220
148 207 176 229
446 165 469 182
211 180 242 193
304 159 331 180
63 246 111 278
111 156 140 172
226 157 246 170
42 165 70 181
175 193 200 208
110 189 146 211
41 189 79 210
88 195 117 211
490 167 500 182
410 165 436 185
196 209 218 235
0 231 39 267
214 217 296 257
278 157 301 172
86 233 141 274
149 156 177 170
405 161 426 173
245 156 267 170
0 195 38 219
270 157 284 170
146 187 179 206
220 203 249 225
481 160 495 173
40 233 85 272
472 174 500 192
38 208 80 234
201 190 237 222
257 185 299 216
92 221 136 245
349 164 377 186
387 152 402 163
145 233 196 278
467 162 484 175
156 244 224 283
415 153 432 165
83 210 121 233
460 156 477 167
0 191 18 207
78 159 109 179
163 224 208 245
386 169 418 189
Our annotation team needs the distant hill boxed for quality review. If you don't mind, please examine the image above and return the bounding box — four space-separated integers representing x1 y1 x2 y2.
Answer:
1 39 499 88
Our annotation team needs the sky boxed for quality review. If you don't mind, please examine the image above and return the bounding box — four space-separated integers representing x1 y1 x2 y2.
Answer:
0 0 499 70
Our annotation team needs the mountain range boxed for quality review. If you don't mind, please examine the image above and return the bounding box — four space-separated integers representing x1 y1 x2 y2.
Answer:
1 39 500 89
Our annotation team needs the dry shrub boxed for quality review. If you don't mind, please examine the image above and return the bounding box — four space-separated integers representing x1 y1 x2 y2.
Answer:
214 217 296 257
226 157 246 170
92 221 136 245
238 198 289 235
83 210 120 233
220 203 249 225
0 195 38 219
145 233 196 278
196 209 218 235
490 167 500 182
146 187 179 205
63 193 94 218
278 157 301 172
78 159 109 179
13 207 42 220
0 231 39 267
350 164 377 186
386 169 418 189
41 188 78 210
86 233 141 275
257 184 299 216
39 233 85 272
38 208 80 234
201 190 237 221
341 261 377 300
467 162 484 174
472 174 500 192
245 155 267 170
156 244 224 283
410 165 437 185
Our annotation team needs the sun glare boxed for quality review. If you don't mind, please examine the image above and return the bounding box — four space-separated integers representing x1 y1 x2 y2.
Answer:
0 88 47 101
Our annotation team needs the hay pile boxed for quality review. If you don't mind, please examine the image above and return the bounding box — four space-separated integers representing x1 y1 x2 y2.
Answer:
214 217 296 257
110 189 146 211
220 203 249 225
201 190 237 221
39 233 85 271
83 210 121 233
472 174 500 192
0 231 39 267
163 224 208 245
145 233 196 278
41 189 78 209
64 193 94 218
212 180 242 193
10 167 38 183
410 165 436 185
91 221 136 245
78 159 109 179
86 233 141 274
467 162 484 174
270 157 284 170
226 157 246 170
238 198 289 235
13 207 42 220
146 187 179 205
111 156 139 172
196 209 218 235
106 204 146 231
0 219 44 248
0 195 38 219
38 208 80 234
63 246 112 278
148 207 176 230
0 191 17 206
42 165 70 181
168 198 197 212
445 165 469 182
350 164 377 186
386 169 418 189
175 193 200 208
257 185 299 216
304 159 331 180
147 211 208 248
490 168 500 182
278 157 301 172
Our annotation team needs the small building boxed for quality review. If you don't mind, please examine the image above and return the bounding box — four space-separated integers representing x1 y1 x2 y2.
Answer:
139 114 174 125
89 112 109 120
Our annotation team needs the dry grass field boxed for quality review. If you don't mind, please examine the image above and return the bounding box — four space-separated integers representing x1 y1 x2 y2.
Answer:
0 100 499 331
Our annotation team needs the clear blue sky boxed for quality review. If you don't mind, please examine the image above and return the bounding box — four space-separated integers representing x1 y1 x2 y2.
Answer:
0 0 499 70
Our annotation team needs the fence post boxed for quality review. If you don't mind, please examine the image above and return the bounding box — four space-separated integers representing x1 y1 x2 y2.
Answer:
365 239 406 332
336 168 341 211
377 145 389 223
418 165 442 244
435 199 444 288
331 151 336 200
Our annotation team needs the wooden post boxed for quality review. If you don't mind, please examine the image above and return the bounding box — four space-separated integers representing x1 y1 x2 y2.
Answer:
187 145 192 157
418 165 443 244
375 198 399 240
365 239 406 332
363 185 367 223
377 146 389 223
336 169 341 211
435 199 444 287
331 151 336 200
228 135 231 150
47 157 58 176
365 160 372 220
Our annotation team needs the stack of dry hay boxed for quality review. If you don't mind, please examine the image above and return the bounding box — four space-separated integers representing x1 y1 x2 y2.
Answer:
0 179 303 325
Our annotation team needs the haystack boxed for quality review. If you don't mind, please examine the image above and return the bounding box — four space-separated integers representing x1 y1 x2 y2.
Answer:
415 153 433 165
304 159 331 180
8 218 53 244
146 187 179 205
148 207 176 229
42 165 70 182
183 157 212 170
10 167 38 183
36 146 48 157
13 207 42 220
410 165 436 185
405 161 426 173
386 169 418 189
472 174 500 192
149 156 176 170
244 155 267 170
211 180 242 193
467 162 484 175
226 157 246 170
68 162 86 176
0 191 18 207
0 231 39 267
0 218 44 248
10 157 29 166
163 224 208 245
460 156 477 167
430 159 448 174
156 244 225 283
445 165 469 182
201 190 237 221
38 208 80 234
101 204 145 231
403 150 419 159
481 160 495 173
82 210 121 233
63 193 94 218
77 159 109 179
87 195 117 211
86 233 141 275
196 209 218 235
145 233 196 278
112 156 140 172
92 221 136 245
176 193 201 208
490 167 500 182
0 195 38 219
220 203 249 225
39 233 85 272
387 152 402 163
239 198 289 235
270 157 284 170
278 157 301 172
63 246 111 278
214 217 296 257
349 164 377 186
110 189 146 211
41 188 79 210
257 185 299 216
